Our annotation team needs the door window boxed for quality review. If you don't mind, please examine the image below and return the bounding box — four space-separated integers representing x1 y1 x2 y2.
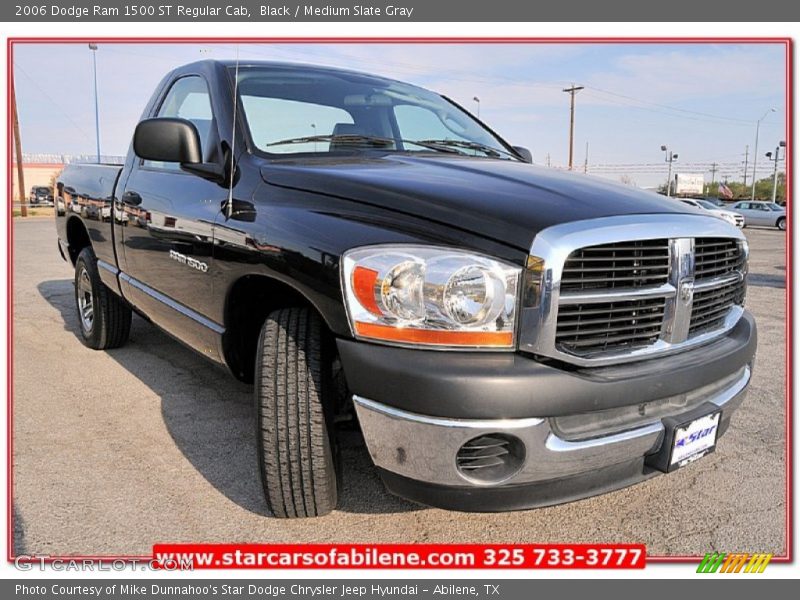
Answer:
144 76 213 170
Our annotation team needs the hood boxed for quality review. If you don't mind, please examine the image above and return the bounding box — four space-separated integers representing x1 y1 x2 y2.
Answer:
260 154 692 250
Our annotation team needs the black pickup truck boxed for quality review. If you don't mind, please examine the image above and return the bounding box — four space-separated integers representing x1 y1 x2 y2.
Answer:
56 60 756 517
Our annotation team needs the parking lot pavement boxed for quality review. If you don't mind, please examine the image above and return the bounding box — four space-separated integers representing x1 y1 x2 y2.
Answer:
12 218 787 557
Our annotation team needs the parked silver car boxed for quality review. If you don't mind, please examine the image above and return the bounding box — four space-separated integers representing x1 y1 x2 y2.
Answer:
729 201 786 230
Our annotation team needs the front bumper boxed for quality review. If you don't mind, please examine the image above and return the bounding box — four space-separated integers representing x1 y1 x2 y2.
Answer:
340 311 756 511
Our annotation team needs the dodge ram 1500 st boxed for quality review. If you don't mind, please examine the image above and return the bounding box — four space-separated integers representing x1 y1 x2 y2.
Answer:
56 60 757 517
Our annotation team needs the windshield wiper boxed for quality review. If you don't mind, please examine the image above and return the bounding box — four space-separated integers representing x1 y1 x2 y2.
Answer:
413 139 518 160
265 134 462 154
266 134 396 148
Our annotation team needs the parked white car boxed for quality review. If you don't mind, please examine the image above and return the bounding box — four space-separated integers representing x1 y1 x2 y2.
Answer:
680 198 744 228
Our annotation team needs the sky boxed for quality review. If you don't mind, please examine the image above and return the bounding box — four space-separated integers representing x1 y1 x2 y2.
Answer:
12 41 787 188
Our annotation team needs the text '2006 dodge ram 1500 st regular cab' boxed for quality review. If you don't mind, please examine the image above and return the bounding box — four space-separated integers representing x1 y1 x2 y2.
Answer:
56 60 757 517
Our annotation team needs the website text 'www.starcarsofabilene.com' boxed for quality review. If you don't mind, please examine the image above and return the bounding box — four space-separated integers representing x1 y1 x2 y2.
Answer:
152 543 646 569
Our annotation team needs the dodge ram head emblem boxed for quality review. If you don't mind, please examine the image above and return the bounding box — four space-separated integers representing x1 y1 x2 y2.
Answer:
680 280 694 304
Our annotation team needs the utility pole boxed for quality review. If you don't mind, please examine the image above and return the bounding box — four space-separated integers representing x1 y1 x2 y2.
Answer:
742 145 749 189
562 84 584 170
11 74 27 218
707 162 718 196
583 141 589 173
709 162 718 183
546 153 551 168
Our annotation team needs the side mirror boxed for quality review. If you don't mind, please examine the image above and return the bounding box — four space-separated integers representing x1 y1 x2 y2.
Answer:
133 117 202 164
512 146 533 164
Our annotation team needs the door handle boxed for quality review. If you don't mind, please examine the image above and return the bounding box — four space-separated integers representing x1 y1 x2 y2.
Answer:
121 191 142 206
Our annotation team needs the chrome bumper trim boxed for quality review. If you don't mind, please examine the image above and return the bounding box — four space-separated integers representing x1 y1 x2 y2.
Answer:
354 365 750 488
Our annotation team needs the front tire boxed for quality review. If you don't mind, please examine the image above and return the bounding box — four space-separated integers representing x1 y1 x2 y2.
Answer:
254 307 339 518
74 247 131 350
777 217 786 231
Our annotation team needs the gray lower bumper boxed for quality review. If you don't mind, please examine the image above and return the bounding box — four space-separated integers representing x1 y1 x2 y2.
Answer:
354 365 750 489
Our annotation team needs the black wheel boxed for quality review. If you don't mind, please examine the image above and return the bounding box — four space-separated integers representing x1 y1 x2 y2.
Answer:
254 307 339 518
777 217 786 231
74 247 132 350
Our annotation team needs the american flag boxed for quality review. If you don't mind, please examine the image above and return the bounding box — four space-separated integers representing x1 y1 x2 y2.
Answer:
718 183 734 199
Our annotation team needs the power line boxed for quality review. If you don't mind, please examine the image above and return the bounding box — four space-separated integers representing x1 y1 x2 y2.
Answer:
13 62 95 144
582 84 760 125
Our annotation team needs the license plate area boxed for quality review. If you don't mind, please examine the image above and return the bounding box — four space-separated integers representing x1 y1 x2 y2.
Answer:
646 403 721 473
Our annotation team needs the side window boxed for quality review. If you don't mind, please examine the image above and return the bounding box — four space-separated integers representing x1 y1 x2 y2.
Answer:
143 76 213 170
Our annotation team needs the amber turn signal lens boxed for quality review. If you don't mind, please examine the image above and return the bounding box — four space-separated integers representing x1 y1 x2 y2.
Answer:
354 322 513 347
352 266 382 316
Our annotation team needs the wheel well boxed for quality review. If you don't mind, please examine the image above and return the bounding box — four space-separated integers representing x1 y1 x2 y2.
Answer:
777 216 786 226
222 275 326 383
66 217 91 265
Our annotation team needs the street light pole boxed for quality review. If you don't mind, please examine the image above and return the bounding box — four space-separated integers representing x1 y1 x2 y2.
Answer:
661 145 678 197
89 43 101 163
768 141 786 203
751 108 776 200
472 96 480 118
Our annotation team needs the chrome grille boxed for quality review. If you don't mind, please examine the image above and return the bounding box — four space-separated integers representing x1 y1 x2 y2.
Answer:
694 238 745 280
561 239 670 291
556 298 666 354
522 215 748 366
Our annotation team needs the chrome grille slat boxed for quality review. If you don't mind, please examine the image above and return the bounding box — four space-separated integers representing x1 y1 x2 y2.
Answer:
564 255 669 263
564 264 670 273
562 273 669 285
558 313 664 328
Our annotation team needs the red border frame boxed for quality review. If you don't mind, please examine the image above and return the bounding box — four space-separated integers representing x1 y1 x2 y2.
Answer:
6 36 793 567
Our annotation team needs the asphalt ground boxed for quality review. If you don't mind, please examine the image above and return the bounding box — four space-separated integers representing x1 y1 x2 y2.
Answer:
11 218 787 557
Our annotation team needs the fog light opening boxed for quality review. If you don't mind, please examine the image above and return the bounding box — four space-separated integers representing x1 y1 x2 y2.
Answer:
456 433 526 484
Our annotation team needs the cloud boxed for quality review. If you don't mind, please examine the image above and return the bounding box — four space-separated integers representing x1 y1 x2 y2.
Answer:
583 45 786 108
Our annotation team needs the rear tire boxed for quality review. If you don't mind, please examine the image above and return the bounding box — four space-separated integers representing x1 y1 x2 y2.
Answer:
777 217 786 231
254 307 339 518
74 247 131 350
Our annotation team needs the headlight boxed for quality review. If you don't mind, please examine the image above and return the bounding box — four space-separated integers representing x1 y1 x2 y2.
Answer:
342 245 521 348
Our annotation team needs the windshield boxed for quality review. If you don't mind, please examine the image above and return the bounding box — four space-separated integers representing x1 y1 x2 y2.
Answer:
767 203 784 211
697 200 718 210
234 66 518 160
